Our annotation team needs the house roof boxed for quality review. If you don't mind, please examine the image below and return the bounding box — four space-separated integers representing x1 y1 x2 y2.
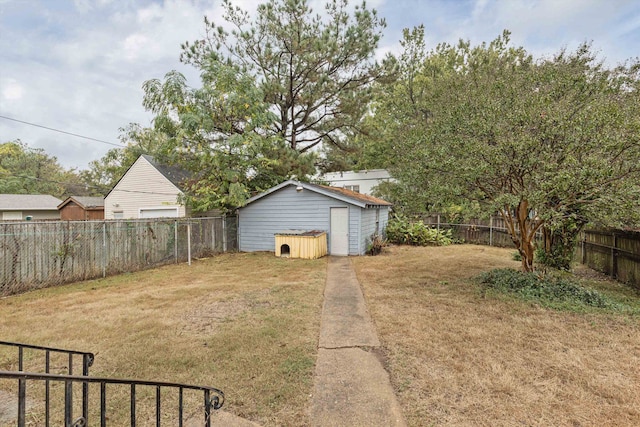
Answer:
57 196 105 210
106 154 191 199
241 180 392 209
140 154 191 190
0 194 63 211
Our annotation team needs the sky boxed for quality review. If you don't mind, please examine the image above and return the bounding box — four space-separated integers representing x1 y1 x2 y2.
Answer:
1 0 639 171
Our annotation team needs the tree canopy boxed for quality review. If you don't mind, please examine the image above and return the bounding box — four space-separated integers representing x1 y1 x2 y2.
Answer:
0 140 88 198
134 0 391 212
372 29 640 270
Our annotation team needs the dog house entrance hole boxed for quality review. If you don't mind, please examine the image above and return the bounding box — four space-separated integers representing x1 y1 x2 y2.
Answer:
280 244 291 257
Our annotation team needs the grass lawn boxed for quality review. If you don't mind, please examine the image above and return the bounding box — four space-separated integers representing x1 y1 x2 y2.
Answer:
0 252 327 426
353 244 640 427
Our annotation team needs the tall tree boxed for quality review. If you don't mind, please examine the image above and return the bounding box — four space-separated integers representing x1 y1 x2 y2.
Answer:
139 0 392 211
0 140 86 198
379 30 640 271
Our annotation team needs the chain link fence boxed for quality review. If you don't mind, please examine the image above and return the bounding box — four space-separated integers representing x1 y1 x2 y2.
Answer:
0 217 237 296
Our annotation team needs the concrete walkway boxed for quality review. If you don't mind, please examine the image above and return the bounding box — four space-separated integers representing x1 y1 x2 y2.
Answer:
310 257 407 427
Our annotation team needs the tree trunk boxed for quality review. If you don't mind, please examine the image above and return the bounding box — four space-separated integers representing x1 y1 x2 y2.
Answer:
500 200 542 273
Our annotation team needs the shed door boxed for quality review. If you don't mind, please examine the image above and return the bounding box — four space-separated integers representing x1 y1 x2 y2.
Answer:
330 207 349 256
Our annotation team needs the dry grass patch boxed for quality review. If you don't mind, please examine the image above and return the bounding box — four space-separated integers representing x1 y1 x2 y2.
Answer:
0 252 326 426
353 245 640 427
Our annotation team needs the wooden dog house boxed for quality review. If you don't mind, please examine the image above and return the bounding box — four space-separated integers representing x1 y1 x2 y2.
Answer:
275 230 327 259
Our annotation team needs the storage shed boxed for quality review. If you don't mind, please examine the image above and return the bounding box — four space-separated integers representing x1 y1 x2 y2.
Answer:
58 196 105 220
238 180 392 256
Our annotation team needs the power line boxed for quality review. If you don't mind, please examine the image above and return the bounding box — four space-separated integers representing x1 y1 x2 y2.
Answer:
0 114 125 148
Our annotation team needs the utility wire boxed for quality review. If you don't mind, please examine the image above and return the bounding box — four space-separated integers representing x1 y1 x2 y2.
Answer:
0 114 125 147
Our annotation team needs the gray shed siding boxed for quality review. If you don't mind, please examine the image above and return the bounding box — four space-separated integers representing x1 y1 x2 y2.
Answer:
239 185 367 255
359 207 390 253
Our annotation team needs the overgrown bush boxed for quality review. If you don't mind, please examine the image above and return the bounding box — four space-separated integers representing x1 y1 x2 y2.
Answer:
478 268 616 310
386 215 453 246
367 233 387 255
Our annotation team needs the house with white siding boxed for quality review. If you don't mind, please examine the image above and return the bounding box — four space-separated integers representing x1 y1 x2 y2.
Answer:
317 169 393 196
104 155 190 219
0 194 62 221
238 180 391 256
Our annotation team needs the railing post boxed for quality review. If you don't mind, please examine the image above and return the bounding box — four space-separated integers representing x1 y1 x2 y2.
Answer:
82 354 90 423
18 377 26 426
156 386 161 427
65 379 73 426
131 384 136 426
204 390 211 427
100 382 107 427
46 351 51 427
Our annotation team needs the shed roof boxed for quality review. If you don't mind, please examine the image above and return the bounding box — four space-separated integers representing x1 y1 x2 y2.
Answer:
57 196 105 210
0 194 63 211
241 180 392 209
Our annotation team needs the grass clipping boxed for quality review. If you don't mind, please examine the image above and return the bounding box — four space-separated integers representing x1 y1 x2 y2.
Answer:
478 268 624 311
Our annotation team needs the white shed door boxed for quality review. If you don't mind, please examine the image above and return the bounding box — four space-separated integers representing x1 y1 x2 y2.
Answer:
330 207 349 256
139 208 179 218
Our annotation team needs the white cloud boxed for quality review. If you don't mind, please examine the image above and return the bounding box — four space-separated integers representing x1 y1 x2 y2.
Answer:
1 79 24 101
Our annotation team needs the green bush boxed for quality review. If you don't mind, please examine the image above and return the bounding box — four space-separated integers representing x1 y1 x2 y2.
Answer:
478 268 616 310
386 215 453 246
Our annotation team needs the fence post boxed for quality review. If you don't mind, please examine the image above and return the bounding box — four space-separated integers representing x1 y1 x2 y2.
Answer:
222 216 227 253
489 216 493 247
612 233 618 279
436 214 440 239
187 221 192 266
581 232 586 264
174 220 178 263
102 222 107 278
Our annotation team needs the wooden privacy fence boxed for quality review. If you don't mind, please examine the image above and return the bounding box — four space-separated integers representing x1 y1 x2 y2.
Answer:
581 229 640 289
0 217 238 296
417 214 522 247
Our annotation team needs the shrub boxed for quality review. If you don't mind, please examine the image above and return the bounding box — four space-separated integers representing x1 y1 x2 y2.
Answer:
386 215 453 246
367 233 387 256
478 268 616 310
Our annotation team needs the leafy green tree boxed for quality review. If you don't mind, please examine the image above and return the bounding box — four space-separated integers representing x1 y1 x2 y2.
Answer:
378 30 640 271
138 0 392 211
0 140 85 198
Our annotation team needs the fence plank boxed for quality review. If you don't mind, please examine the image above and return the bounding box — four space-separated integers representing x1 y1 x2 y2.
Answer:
0 217 234 296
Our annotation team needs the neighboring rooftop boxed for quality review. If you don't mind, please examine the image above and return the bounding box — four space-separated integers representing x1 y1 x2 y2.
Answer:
0 194 63 210
140 154 192 190
58 196 105 209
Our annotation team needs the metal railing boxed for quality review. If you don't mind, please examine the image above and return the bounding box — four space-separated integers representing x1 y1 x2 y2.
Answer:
0 341 225 426
0 370 225 427
0 340 95 426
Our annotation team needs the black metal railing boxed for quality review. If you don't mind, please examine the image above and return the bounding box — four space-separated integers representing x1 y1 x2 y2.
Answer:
0 340 95 425
0 371 224 427
0 341 224 426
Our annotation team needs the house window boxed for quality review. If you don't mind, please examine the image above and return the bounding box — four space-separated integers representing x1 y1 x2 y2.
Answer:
113 211 124 219
344 185 360 193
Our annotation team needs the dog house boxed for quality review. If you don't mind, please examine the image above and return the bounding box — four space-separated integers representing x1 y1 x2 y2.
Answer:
275 230 327 259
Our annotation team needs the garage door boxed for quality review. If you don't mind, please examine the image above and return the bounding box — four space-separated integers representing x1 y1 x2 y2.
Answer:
139 208 179 218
